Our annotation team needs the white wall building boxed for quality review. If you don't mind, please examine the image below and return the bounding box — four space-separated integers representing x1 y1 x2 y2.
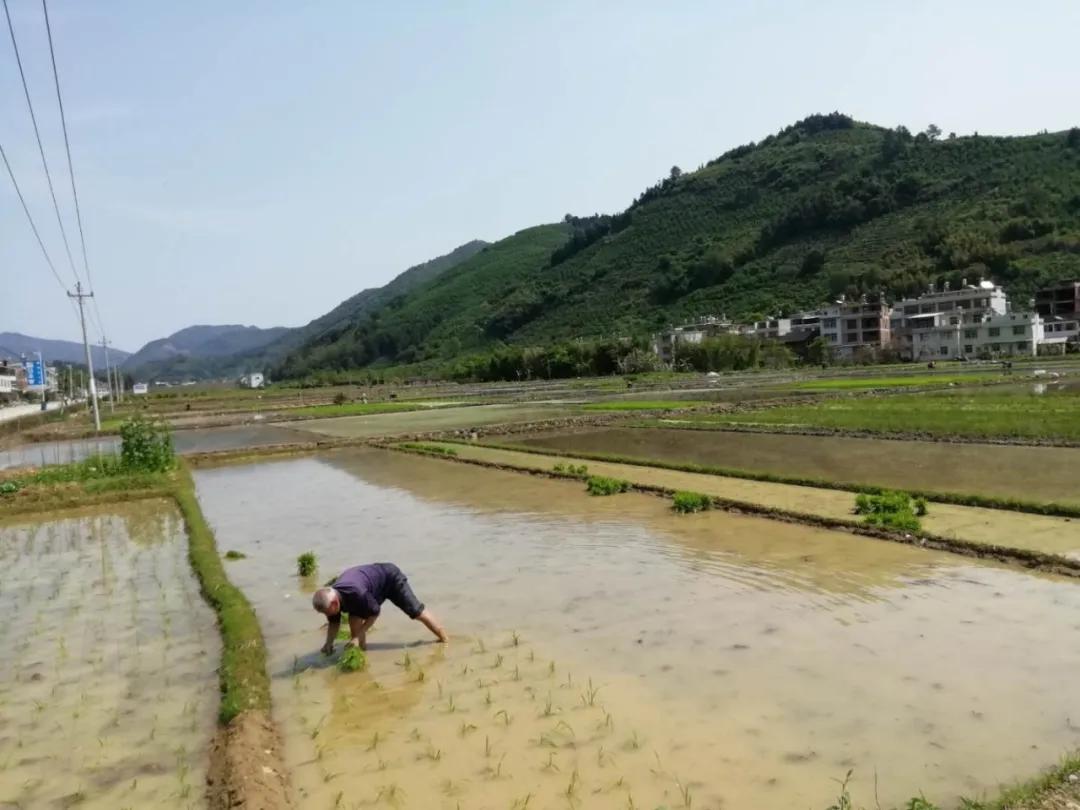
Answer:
1040 317 1080 353
652 317 738 365
819 300 892 358
239 372 266 389
908 311 1042 360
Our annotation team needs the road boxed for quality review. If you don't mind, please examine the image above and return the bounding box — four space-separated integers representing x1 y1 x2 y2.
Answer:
0 400 63 425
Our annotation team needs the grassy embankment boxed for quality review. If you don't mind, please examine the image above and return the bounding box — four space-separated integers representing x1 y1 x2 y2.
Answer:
690 389 1080 442
581 400 710 412
777 372 1005 391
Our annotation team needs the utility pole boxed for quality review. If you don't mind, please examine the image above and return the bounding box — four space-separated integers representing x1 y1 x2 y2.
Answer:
101 337 115 414
68 282 100 431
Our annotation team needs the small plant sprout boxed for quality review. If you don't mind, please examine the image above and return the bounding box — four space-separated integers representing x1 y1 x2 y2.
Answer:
460 663 470 677
445 694 457 713
408 727 422 743
437 680 444 699
512 794 533 810
414 667 426 683
495 709 511 726
475 639 487 654
580 678 601 708
528 649 535 663
563 672 573 689
397 651 412 670
492 653 504 669
367 731 381 752
421 744 442 763
458 722 478 737
542 751 560 772
555 720 576 739
597 745 615 768
675 777 693 808
484 689 493 707
374 783 404 804
625 730 641 751
511 631 521 647
512 664 521 682
484 735 492 758
310 714 327 740
565 768 580 799
296 551 317 577
541 693 555 717
548 660 556 677
599 711 615 731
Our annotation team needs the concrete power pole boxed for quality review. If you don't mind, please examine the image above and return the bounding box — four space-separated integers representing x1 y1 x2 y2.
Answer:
101 338 115 414
68 282 101 431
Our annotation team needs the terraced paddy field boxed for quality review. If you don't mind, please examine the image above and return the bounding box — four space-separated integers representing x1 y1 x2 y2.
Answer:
518 427 1080 507
0 501 220 809
193 448 1080 809
286 403 580 439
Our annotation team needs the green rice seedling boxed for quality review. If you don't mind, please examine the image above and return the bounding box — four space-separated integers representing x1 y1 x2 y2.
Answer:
511 631 520 647
415 667 426 683
223 550 247 560
626 794 637 810
625 730 641 751
528 650 535 663
492 653 503 669
563 672 573 689
445 695 456 713
458 722 478 737
548 660 556 677
555 720 575 739
374 782 404 804
460 663 470 676
397 651 413 670
580 678 601 707
914 496 929 516
671 491 711 514
484 689 493 707
512 794 533 810
408 727 422 742
475 639 487 654
542 751 560 771
310 714 327 740
512 665 521 682
484 735 492 758
599 711 615 731
296 552 317 576
564 768 580 799
541 693 554 717
421 744 442 762
676 778 693 808
338 646 366 672
336 625 351 640
495 709 511 726
333 790 344 808
586 475 631 496
597 745 614 767
853 491 922 532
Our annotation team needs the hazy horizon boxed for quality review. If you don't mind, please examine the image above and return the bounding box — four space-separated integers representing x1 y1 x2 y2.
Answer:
3 1 1078 351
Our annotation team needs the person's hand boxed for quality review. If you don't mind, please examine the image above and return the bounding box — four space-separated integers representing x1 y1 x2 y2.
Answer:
321 640 334 656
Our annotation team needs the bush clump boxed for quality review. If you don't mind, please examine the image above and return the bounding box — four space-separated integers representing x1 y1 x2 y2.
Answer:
119 416 175 472
553 462 589 478
224 550 247 560
586 475 631 496
400 442 458 456
297 551 317 576
854 491 925 532
672 491 711 513
338 646 366 673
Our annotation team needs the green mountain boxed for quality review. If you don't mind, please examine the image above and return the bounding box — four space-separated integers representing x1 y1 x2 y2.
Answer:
276 114 1080 379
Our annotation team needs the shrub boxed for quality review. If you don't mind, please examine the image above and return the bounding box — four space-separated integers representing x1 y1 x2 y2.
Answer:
585 476 631 496
224 550 247 560
0 480 20 495
553 462 589 478
333 391 348 405
297 551 317 576
672 491 711 513
854 491 923 532
119 416 175 472
338 646 366 672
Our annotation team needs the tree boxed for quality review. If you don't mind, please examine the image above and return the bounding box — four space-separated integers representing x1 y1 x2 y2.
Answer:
806 337 832 366
669 165 682 180
800 249 826 276
1067 127 1080 149
925 123 942 141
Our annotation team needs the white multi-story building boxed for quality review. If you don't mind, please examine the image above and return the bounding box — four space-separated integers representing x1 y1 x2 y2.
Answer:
1040 317 1080 354
907 311 1043 360
819 300 891 358
891 279 1009 360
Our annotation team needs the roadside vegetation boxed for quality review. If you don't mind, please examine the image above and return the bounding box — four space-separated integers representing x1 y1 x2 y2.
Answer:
853 491 926 532
707 389 1080 441
672 491 712 513
780 372 1003 391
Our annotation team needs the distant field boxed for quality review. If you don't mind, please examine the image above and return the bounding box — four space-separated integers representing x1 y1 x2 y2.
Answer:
582 400 709 412
699 390 1080 441
282 401 434 419
781 373 1004 391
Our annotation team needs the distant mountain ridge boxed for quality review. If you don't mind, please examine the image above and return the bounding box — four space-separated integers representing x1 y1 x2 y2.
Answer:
119 239 489 380
0 332 130 367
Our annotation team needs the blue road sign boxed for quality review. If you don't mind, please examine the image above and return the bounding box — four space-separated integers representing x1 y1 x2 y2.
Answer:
24 360 44 387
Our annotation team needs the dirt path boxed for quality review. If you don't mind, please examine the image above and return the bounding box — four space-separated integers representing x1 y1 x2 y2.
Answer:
428 443 1080 560
206 710 292 809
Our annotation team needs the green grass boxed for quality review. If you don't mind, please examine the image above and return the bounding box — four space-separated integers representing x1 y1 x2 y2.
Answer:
552 462 589 478
173 465 271 723
672 491 712 513
709 390 1080 441
582 400 709 412
585 475 631 496
854 491 922 532
781 373 1002 391
398 442 459 456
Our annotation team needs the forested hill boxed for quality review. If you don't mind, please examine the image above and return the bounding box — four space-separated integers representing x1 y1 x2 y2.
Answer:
275 114 1080 379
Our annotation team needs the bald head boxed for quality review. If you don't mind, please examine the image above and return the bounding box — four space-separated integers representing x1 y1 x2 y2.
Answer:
312 587 340 616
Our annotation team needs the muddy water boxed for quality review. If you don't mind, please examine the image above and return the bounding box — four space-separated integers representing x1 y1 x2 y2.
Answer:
521 426 1080 506
0 423 314 470
0 501 219 808
193 450 1080 809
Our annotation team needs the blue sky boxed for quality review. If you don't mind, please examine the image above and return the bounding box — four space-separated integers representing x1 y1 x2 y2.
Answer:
2 0 1078 351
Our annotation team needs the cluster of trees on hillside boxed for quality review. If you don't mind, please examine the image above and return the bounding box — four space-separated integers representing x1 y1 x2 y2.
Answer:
672 335 795 373
444 338 660 382
548 213 633 267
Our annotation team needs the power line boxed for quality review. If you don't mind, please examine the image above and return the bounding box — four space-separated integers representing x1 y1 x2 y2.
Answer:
41 0 92 293
0 139 67 294
2 0 81 288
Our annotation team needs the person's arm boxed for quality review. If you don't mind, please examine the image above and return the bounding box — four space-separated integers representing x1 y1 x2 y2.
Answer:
321 615 341 655
347 613 377 650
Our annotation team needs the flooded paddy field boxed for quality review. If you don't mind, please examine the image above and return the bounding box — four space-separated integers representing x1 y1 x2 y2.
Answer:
0 501 219 808
519 426 1080 506
194 449 1080 809
0 423 315 471
286 402 579 439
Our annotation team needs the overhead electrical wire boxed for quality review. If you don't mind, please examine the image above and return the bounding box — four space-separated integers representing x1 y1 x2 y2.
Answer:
0 139 67 294
2 0 82 289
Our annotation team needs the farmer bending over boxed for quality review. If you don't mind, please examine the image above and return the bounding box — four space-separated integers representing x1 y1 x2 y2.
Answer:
312 563 447 654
